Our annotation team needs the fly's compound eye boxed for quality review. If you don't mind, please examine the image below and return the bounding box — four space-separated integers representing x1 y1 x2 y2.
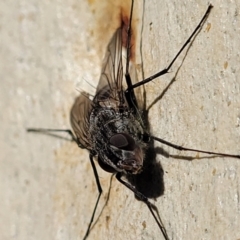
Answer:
109 133 135 151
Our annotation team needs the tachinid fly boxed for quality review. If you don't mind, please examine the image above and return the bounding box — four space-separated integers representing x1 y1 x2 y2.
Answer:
70 29 147 175
27 0 240 239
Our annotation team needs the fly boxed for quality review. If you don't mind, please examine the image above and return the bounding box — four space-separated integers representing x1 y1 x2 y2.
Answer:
27 1 240 239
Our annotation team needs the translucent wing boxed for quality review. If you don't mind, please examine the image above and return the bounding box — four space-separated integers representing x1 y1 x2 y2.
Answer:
95 28 124 105
70 28 124 150
70 93 92 150
129 62 144 111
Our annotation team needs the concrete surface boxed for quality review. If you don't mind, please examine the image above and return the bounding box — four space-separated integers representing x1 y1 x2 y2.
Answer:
1 0 239 240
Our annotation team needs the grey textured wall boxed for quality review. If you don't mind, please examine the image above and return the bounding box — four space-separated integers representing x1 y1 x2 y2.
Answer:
1 0 239 240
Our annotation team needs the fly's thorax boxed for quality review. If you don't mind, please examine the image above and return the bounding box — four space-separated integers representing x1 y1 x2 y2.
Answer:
94 86 125 109
89 104 147 174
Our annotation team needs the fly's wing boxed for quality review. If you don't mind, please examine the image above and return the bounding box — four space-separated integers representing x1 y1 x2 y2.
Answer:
129 62 144 111
70 92 92 150
96 28 124 103
70 29 124 150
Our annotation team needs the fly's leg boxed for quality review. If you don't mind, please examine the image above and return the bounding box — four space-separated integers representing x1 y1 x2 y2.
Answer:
27 128 77 142
124 0 139 112
125 0 134 76
128 5 213 91
90 174 114 230
27 128 105 238
150 135 240 159
116 172 170 240
82 154 103 240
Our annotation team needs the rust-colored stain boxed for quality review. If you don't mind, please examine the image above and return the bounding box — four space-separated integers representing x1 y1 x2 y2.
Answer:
224 61 228 69
195 152 200 159
71 0 140 86
120 2 137 61
105 215 110 229
142 220 146 229
205 22 211 32
88 0 96 4
87 0 139 63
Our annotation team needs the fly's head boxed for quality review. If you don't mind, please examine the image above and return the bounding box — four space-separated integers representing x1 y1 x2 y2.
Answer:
108 132 144 174
97 131 147 175
92 108 148 175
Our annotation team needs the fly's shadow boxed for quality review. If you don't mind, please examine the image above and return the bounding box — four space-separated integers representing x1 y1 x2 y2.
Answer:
126 138 165 199
126 16 209 199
